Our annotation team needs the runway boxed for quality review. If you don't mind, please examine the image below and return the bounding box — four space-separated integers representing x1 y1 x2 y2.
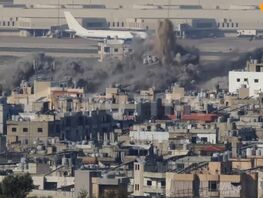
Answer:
0 36 98 57
0 36 263 60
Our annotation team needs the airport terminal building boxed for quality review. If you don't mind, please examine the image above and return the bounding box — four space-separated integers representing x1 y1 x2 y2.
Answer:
0 0 263 38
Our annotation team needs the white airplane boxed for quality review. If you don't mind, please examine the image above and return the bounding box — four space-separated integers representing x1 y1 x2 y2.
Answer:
64 11 147 40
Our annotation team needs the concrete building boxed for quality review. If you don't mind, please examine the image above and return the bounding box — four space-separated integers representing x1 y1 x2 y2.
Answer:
133 160 166 197
6 114 59 145
74 169 128 198
98 39 132 62
166 161 257 198
0 97 9 134
7 80 84 112
0 0 263 37
165 84 185 103
229 59 263 97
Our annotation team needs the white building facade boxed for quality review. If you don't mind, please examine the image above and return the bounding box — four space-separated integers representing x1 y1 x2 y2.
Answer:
229 71 263 97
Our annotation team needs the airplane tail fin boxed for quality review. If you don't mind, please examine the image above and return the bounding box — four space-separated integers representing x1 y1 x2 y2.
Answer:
64 11 86 32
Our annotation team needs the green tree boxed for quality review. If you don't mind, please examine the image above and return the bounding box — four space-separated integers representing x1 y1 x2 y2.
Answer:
78 189 89 198
0 173 34 198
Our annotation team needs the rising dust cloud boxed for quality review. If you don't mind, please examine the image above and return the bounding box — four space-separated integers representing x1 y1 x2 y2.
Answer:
0 19 262 93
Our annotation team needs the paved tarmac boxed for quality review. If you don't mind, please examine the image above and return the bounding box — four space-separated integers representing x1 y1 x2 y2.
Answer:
0 36 262 59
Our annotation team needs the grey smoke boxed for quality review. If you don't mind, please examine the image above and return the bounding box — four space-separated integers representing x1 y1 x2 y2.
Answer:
0 47 261 94
0 19 262 93
0 19 202 93
197 48 263 89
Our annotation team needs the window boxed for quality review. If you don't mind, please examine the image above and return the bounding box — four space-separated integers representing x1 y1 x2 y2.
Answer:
135 164 140 170
196 22 212 28
12 127 16 132
222 23 224 28
226 23 229 28
37 128 43 133
147 180 152 186
244 78 248 82
255 79 259 83
23 128 28 132
237 78 240 82
104 47 110 53
122 22 124 27
112 22 115 27
3 21 5 26
236 23 239 27
114 48 118 53
177 163 184 169
201 137 208 142
217 23 220 27
135 184 139 191
232 23 234 28
161 180 166 187
107 22 110 27
208 181 218 192
117 22 119 27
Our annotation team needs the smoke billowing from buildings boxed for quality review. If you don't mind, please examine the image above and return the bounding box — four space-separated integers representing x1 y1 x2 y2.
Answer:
155 19 177 64
0 47 262 93
0 19 202 93
1 19 263 93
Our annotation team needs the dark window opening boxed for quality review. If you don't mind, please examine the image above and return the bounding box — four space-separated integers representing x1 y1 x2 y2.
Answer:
147 180 152 186
37 128 43 133
208 181 218 192
161 180 166 187
23 128 28 132
104 47 110 53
